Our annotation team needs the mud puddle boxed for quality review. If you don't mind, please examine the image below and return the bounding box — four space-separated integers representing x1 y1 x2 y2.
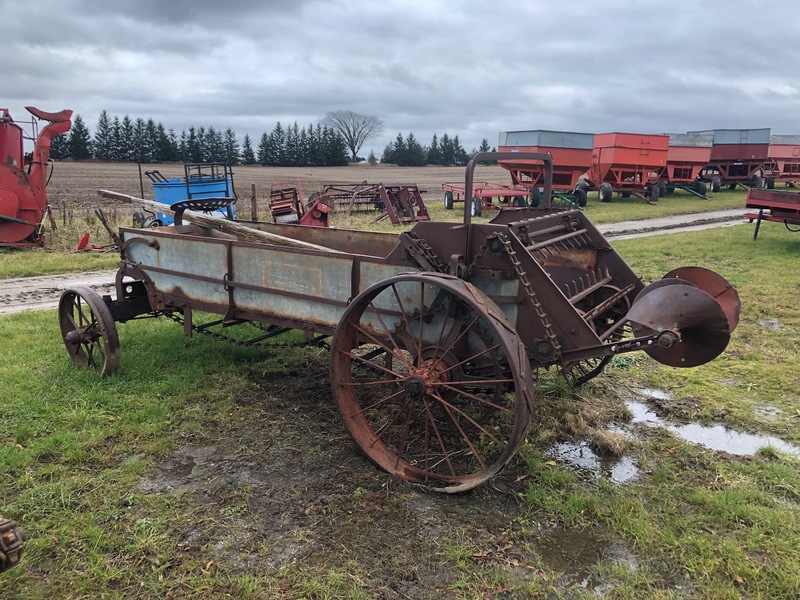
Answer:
549 441 639 484
627 399 800 456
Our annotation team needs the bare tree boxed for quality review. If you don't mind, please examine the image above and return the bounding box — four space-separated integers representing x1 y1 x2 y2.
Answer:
322 110 385 162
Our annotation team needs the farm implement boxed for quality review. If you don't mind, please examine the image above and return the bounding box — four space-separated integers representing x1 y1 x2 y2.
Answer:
268 180 333 227
0 516 25 573
441 181 532 216
59 152 740 492
498 130 595 207
319 182 430 225
0 106 72 246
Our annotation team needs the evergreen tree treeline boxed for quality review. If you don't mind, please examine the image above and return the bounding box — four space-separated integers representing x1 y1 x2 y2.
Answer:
50 111 350 167
381 132 471 167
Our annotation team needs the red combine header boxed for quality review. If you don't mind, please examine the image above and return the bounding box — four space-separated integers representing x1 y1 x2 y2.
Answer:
0 106 72 246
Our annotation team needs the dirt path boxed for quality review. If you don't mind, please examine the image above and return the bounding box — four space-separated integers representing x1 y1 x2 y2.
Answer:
0 210 746 316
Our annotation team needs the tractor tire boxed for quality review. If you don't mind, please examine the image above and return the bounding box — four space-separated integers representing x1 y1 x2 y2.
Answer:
529 187 541 208
766 177 775 190
752 174 762 190
471 197 482 217
598 183 613 203
512 195 528 207
696 181 708 196
728 183 737 191
647 183 660 203
657 180 667 197
444 191 454 210
711 176 721 192
574 187 588 207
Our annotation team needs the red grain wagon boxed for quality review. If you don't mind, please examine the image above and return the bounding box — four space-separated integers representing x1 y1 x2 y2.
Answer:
583 132 669 203
763 135 800 188
691 128 771 190
658 133 714 198
497 130 595 207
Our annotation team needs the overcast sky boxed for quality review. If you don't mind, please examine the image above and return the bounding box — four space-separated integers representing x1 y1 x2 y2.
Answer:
3 0 798 157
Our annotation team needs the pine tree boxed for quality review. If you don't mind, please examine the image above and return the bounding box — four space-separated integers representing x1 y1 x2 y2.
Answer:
270 122 286 166
241 134 256 165
93 110 112 160
257 132 270 165
427 134 441 165
120 116 134 161
50 131 69 160
405 132 426 166
68 114 92 160
186 127 201 162
367 149 378 165
224 128 240 164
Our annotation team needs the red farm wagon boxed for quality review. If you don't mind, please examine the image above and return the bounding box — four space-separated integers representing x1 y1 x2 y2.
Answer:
497 130 595 207
582 132 669 203
658 133 714 198
763 135 800 188
691 128 771 191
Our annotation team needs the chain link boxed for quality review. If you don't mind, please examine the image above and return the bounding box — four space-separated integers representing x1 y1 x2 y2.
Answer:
496 233 563 363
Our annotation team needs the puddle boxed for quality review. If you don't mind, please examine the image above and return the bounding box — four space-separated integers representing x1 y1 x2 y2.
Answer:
627 401 800 457
537 526 638 593
550 441 639 484
759 319 782 331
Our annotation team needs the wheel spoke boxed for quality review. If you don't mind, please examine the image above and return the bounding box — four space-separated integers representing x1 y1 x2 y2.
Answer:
423 396 457 478
429 391 503 446
349 387 406 418
436 383 514 415
352 319 413 371
438 399 487 472
343 348 406 380
435 343 501 377
370 395 414 448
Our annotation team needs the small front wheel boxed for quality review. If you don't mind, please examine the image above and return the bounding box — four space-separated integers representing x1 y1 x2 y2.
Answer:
59 287 120 375
443 191 454 210
471 197 483 217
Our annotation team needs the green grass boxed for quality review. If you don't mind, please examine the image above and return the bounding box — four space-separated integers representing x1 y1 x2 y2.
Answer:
2 216 800 598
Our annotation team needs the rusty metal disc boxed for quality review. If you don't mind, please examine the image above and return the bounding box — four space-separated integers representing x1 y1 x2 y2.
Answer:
633 277 697 305
662 266 741 333
626 284 731 367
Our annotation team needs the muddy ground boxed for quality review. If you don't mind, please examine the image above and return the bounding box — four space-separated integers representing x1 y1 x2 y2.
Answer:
138 350 627 598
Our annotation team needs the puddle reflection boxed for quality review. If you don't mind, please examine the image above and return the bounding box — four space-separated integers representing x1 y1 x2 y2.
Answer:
627 401 800 457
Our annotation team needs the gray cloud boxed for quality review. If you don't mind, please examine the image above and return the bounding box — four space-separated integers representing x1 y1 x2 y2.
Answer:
2 0 798 155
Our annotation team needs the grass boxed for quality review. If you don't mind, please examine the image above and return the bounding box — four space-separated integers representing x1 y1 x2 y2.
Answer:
2 205 800 597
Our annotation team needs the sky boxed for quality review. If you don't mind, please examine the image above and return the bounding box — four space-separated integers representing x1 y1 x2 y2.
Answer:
2 0 798 158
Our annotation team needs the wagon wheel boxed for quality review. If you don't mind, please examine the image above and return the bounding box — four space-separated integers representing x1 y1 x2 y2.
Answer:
330 273 534 492
59 287 120 376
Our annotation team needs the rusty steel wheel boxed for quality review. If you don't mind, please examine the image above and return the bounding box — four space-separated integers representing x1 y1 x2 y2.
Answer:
330 273 534 493
59 287 120 376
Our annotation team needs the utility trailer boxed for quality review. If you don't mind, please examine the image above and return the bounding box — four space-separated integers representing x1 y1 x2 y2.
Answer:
139 163 236 227
691 128 771 190
763 135 800 188
497 130 595 207
583 133 669 203
745 188 800 240
0 106 72 246
58 152 740 493
440 181 531 216
658 133 714 199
